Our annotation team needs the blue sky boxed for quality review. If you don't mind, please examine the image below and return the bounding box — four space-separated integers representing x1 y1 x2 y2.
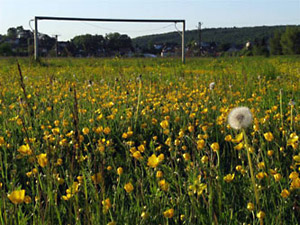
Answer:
0 0 299 41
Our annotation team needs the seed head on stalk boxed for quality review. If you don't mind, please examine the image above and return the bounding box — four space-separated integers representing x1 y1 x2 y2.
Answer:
228 106 253 130
228 106 261 222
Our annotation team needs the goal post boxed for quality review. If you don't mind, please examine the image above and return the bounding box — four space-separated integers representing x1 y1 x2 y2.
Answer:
34 16 186 63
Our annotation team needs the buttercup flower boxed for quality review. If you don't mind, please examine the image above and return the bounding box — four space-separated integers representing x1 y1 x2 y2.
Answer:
228 107 253 130
8 190 25 204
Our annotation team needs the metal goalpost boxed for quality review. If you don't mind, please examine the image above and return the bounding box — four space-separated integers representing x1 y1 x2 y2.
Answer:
33 16 186 63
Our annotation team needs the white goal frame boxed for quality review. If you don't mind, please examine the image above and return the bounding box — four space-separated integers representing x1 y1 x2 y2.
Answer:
34 16 186 63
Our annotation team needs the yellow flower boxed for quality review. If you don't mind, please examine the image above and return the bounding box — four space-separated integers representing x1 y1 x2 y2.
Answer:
37 153 48 168
156 170 163 178
158 179 170 191
91 172 102 184
182 153 191 161
247 202 254 211
232 132 243 143
124 182 134 193
267 150 274 157
223 173 235 183
234 142 243 150
256 211 265 220
258 162 265 169
264 132 274 142
256 172 265 180
147 154 164 168
132 151 143 160
280 189 290 198
289 171 299 180
210 142 219 152
17 144 32 156
290 178 300 189
24 195 32 204
8 190 25 204
163 208 174 218
197 139 205 150
52 127 60 135
160 120 169 129
103 127 111 134
82 127 89 135
102 198 111 213
274 173 282 182
287 133 298 146
141 211 149 219
293 155 300 162
201 155 208 164
0 136 5 145
117 167 123 175
224 135 232 142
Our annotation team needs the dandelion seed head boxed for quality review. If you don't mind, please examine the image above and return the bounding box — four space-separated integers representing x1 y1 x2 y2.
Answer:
228 106 253 130
209 82 215 90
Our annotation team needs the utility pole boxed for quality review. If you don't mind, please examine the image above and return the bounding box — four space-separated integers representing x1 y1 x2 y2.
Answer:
34 17 38 60
53 35 60 57
198 22 203 56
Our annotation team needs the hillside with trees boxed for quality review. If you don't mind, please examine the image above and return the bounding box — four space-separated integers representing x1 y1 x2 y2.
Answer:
132 25 298 49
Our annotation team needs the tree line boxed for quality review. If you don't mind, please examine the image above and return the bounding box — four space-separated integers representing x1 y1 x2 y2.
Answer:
0 26 133 57
0 25 299 57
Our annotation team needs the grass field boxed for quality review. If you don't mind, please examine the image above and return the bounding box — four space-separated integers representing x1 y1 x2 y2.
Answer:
0 56 299 224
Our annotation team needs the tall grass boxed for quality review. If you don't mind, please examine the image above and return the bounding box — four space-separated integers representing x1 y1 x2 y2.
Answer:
0 56 299 224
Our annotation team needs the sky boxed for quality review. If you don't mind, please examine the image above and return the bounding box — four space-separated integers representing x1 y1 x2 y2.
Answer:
0 0 299 41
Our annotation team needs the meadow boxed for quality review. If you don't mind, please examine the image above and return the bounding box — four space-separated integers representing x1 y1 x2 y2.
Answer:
0 56 299 225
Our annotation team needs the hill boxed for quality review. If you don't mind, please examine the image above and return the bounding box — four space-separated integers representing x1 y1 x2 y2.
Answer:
132 25 298 48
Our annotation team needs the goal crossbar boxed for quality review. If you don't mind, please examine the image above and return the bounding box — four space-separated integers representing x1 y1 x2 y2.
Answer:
34 16 186 63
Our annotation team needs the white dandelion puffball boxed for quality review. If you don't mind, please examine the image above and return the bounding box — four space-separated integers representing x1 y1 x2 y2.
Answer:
228 107 253 130
209 82 215 90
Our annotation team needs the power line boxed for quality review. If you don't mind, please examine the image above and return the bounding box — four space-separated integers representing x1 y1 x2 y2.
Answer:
81 21 174 33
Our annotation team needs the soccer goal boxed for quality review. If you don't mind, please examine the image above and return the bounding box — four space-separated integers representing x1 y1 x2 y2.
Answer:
33 16 186 63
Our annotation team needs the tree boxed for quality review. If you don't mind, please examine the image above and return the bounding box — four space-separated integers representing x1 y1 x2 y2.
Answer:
269 31 283 55
71 34 105 56
0 43 13 56
252 37 269 56
7 27 17 39
280 27 300 55
106 33 132 52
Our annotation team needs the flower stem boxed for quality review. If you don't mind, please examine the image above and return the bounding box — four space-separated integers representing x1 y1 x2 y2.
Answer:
242 129 260 209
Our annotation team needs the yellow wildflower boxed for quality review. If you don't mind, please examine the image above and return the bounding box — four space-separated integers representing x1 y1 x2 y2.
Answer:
37 153 48 168
91 172 102 185
156 170 163 178
234 142 243 150
117 167 123 175
163 208 174 218
102 198 111 214
211 142 219 152
280 189 290 198
82 127 89 135
224 135 232 142
263 132 274 142
247 202 254 211
124 182 134 193
160 120 169 129
256 211 265 220
132 151 143 160
158 179 170 191
274 173 282 182
18 144 32 156
223 173 235 183
8 190 25 204
147 154 164 168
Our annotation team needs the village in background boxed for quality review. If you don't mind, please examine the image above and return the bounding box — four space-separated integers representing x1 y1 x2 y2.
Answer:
0 25 299 58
